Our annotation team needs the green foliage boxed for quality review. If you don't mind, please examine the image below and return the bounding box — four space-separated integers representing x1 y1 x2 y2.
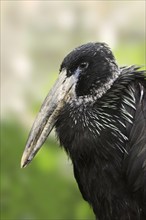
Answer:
114 43 145 66
1 121 94 220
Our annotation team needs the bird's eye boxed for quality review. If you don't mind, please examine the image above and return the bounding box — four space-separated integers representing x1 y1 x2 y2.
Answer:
79 62 89 70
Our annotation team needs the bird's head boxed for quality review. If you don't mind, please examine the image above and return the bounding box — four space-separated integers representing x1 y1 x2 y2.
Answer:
21 42 120 168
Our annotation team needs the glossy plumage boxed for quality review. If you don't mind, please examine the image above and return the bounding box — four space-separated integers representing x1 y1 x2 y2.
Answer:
21 43 146 220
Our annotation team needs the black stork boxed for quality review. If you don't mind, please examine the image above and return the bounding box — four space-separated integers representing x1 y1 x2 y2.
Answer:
21 42 146 220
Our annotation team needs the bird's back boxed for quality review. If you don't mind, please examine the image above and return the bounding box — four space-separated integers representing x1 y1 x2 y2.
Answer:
121 67 146 219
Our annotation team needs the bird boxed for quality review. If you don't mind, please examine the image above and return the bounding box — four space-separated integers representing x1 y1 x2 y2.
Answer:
21 42 146 220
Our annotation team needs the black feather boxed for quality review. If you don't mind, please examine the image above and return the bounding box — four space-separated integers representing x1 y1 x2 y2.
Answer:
55 43 146 220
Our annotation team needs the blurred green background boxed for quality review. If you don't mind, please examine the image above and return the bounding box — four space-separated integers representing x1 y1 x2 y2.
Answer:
1 1 145 220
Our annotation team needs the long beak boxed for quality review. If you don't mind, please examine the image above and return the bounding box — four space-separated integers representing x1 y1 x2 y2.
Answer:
21 69 76 168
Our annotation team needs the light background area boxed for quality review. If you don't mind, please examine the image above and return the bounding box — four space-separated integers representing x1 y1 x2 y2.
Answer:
1 1 145 220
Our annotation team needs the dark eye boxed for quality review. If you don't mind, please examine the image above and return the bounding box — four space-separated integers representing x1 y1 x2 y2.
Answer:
79 62 89 70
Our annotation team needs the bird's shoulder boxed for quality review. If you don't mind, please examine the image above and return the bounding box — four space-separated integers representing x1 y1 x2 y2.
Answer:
104 66 146 205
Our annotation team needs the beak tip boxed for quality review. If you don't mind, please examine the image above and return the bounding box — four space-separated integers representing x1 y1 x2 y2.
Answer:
20 161 26 168
20 152 30 168
20 159 26 168
20 159 29 168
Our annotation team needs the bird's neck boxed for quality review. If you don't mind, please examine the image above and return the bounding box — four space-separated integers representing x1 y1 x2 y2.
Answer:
71 69 121 105
55 100 126 167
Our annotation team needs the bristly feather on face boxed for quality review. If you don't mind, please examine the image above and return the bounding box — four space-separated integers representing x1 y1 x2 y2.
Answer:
21 42 146 220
